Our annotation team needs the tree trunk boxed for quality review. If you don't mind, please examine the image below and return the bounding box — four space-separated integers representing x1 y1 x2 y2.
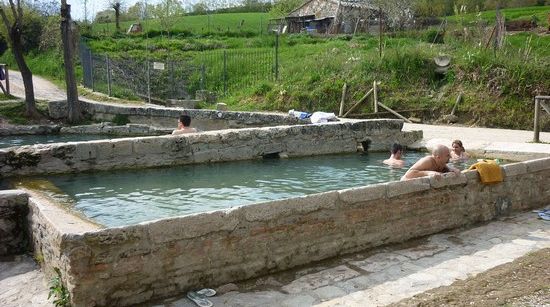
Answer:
61 2 81 123
115 3 121 32
9 26 38 118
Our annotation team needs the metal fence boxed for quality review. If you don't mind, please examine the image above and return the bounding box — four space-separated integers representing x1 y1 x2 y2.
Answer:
79 37 279 102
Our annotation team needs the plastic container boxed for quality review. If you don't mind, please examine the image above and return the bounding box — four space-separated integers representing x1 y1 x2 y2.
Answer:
288 109 311 120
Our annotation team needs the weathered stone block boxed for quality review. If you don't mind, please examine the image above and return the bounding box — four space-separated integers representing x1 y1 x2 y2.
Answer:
386 177 431 198
338 183 387 204
48 100 68 119
241 191 338 222
0 190 29 256
524 157 550 173
502 162 528 178
429 173 467 189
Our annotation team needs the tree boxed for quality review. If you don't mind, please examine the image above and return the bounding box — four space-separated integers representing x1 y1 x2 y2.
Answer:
151 0 184 36
126 1 153 20
109 1 124 32
94 9 114 23
0 0 38 117
269 0 302 17
61 0 81 123
414 0 446 17
192 1 208 15
374 0 416 30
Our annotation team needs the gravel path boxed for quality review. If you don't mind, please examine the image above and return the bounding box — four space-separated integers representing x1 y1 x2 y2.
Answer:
8 71 66 101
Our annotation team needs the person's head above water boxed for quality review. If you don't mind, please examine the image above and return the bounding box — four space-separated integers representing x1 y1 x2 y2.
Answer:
391 143 403 155
432 144 451 165
178 114 192 128
452 140 465 153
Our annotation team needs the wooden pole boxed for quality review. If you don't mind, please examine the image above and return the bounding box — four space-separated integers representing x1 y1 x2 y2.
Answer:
533 97 540 143
339 83 347 116
378 9 382 58
377 101 413 123
373 81 378 113
4 64 9 95
343 88 374 118
450 92 462 116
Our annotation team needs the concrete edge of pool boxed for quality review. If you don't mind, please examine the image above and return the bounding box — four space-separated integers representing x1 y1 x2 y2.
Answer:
1 156 548 306
0 119 421 177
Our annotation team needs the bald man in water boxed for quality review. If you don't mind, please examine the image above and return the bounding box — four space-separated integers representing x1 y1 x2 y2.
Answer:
401 144 461 180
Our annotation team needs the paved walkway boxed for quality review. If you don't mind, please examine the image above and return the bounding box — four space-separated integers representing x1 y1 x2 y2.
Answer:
403 123 550 157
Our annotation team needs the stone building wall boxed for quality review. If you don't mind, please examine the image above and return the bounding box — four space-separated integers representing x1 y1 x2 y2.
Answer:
288 0 339 18
0 119 422 177
0 190 29 256
24 157 550 306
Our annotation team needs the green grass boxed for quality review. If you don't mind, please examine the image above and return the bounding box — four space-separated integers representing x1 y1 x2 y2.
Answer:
448 5 550 26
91 12 271 37
0 101 49 124
3 8 549 129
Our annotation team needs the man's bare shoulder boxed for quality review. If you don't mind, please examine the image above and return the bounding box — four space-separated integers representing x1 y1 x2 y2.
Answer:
409 156 433 170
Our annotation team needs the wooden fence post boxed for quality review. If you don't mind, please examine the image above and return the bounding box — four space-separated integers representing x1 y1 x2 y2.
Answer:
534 97 540 143
339 83 347 117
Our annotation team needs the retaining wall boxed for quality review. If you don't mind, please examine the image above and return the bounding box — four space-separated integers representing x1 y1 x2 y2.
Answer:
0 119 421 177
23 157 550 306
0 190 29 256
49 100 301 131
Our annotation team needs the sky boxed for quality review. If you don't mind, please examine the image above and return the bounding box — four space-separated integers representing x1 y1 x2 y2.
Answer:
61 0 244 21
66 0 163 21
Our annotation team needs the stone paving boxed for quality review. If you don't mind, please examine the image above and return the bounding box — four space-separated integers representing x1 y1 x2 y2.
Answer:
0 255 49 307
149 211 549 307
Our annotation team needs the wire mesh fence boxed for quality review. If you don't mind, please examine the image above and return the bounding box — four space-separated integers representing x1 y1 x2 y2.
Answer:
79 39 278 103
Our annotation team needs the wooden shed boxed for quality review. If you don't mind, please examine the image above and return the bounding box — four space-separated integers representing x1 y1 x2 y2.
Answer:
284 0 384 34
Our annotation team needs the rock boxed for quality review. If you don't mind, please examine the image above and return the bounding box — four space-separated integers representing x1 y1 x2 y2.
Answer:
216 103 228 111
409 117 422 123
441 114 458 124
216 283 239 294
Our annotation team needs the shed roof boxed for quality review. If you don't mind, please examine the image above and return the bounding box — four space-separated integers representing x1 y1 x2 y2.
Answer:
288 0 378 17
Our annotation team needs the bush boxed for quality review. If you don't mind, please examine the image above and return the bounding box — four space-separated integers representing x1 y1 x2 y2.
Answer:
425 29 444 44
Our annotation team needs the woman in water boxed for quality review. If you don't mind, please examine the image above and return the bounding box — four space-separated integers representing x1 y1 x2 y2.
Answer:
450 139 469 161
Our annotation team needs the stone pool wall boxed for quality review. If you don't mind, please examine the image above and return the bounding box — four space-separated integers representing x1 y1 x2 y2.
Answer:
24 157 550 306
0 190 29 256
49 100 301 131
0 119 421 177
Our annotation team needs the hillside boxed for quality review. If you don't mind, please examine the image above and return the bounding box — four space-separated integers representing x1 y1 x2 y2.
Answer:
1 6 549 130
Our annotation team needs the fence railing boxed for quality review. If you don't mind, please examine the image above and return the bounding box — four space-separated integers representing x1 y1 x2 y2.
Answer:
79 37 279 103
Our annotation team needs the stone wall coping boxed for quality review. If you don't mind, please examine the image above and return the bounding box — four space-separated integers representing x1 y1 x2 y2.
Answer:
523 156 550 172
0 189 28 200
26 192 100 235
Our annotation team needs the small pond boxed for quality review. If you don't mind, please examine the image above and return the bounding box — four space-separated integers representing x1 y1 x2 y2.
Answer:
12 152 480 227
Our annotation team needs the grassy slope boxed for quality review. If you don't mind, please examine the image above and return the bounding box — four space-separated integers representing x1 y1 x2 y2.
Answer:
2 7 549 130
91 12 271 36
447 5 550 26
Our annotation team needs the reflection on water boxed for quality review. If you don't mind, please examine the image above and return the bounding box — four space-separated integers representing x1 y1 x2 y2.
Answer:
36 152 480 227
0 134 126 149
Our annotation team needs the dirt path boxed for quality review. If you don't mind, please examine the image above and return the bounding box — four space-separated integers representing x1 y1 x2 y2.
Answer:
7 71 66 101
391 248 550 306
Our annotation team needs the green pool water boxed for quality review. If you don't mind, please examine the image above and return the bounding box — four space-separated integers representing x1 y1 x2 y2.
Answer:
0 134 127 149
37 152 476 227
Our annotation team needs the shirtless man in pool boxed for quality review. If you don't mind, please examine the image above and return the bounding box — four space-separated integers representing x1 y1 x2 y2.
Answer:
401 144 460 180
